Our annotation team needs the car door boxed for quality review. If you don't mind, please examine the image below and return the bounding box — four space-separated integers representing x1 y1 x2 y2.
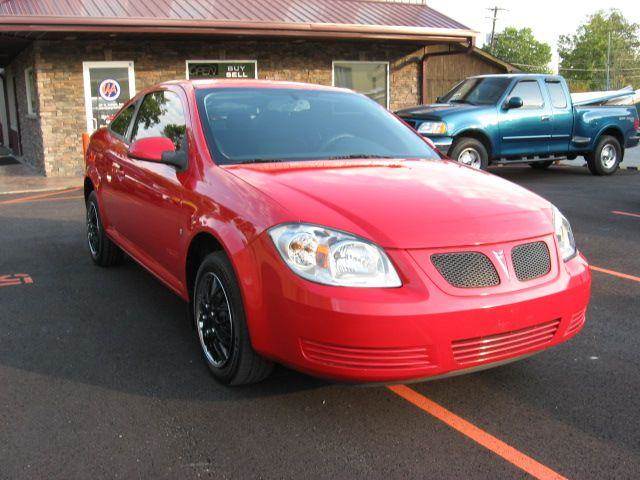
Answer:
545 79 573 155
99 102 137 234
116 88 192 285
498 79 552 157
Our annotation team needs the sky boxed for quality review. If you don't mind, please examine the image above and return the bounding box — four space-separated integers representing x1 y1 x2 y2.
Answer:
428 0 640 71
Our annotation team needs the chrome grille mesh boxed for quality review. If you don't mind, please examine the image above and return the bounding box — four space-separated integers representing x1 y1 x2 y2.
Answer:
511 242 551 282
431 252 500 288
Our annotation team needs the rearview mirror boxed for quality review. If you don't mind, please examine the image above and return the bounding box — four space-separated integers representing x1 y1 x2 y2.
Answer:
128 137 175 163
505 96 524 110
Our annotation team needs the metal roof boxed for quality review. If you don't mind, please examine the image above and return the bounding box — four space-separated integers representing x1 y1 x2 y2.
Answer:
0 0 475 42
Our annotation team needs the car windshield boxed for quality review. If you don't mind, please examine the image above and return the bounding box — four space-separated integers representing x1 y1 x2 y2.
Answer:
440 77 511 105
196 88 439 165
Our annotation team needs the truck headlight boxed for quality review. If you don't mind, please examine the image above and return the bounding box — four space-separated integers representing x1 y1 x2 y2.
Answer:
552 206 576 261
417 121 447 135
268 223 402 288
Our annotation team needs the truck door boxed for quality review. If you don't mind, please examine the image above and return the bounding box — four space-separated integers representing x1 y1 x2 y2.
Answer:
498 79 551 157
545 79 572 155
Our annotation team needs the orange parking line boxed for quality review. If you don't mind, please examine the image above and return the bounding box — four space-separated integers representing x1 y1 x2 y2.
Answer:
0 273 33 288
0 187 82 206
388 385 568 480
612 210 640 219
590 265 640 283
20 195 84 204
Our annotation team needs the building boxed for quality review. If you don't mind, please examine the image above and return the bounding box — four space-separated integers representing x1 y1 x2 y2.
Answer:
0 0 515 177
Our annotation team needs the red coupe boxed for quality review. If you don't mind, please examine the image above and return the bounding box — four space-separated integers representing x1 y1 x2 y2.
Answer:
84 80 591 385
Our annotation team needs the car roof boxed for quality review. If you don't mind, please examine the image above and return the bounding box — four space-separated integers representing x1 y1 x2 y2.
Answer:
159 79 352 93
469 73 562 81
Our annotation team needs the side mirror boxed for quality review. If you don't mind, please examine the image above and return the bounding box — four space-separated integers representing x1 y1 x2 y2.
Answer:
435 96 443 103
505 96 524 110
128 137 175 162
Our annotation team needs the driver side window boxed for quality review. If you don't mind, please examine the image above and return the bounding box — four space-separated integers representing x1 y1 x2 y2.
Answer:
509 81 544 109
131 91 187 149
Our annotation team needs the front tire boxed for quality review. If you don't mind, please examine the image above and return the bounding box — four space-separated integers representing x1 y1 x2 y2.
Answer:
193 252 273 385
449 137 489 170
86 191 123 267
586 135 622 176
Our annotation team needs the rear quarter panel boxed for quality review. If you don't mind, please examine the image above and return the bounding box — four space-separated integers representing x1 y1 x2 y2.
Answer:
573 105 638 151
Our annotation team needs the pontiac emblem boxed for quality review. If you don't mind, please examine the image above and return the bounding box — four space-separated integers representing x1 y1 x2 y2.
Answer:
493 250 510 279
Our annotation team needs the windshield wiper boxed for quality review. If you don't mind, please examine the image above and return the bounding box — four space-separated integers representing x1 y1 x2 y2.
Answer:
449 99 477 105
238 158 290 164
326 154 395 160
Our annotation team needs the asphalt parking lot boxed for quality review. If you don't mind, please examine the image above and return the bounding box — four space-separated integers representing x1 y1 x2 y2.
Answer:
1 164 639 479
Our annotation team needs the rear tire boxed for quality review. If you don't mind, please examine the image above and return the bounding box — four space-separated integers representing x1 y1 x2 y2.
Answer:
586 135 622 176
193 252 273 385
449 137 489 170
529 161 554 170
86 191 123 267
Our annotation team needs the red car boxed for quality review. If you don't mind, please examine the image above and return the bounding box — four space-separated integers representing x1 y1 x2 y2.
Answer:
84 80 591 385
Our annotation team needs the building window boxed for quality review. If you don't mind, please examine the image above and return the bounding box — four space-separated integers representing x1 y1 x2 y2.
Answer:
25 67 37 116
186 60 258 80
332 61 389 108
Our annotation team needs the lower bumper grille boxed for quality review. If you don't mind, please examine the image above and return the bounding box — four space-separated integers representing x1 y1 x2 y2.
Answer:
301 339 433 370
452 319 561 366
565 309 586 336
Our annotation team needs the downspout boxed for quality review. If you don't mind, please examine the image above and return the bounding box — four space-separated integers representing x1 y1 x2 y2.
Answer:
421 39 474 104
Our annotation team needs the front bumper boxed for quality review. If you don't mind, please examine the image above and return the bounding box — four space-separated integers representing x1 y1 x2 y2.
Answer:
242 235 591 383
423 135 454 155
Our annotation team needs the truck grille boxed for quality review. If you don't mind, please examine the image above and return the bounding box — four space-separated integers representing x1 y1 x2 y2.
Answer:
511 241 551 282
431 252 500 288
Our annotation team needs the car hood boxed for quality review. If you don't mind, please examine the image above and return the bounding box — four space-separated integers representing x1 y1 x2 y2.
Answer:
396 103 482 120
223 159 553 249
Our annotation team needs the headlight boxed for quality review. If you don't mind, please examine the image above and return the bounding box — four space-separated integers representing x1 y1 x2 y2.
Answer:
552 206 576 261
417 121 447 135
268 223 402 288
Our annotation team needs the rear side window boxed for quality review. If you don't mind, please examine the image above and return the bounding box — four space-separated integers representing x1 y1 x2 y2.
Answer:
109 104 135 138
547 82 568 109
509 81 544 109
131 91 187 149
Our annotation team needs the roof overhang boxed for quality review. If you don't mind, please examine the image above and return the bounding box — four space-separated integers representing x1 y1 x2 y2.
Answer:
0 16 476 44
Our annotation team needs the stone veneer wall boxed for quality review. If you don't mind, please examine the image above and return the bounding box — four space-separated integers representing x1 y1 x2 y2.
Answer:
28 37 423 177
5 44 46 173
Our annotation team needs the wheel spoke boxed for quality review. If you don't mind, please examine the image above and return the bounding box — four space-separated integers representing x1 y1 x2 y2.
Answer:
196 272 234 368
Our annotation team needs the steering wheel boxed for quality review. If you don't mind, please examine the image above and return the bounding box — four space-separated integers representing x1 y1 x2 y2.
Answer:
320 133 357 152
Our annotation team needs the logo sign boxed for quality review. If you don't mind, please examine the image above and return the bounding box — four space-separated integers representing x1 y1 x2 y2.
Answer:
99 79 121 102
492 250 510 279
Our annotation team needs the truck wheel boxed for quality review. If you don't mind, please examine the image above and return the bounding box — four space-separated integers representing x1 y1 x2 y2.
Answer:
193 252 274 385
450 138 489 170
529 161 554 170
586 135 622 176
86 191 123 267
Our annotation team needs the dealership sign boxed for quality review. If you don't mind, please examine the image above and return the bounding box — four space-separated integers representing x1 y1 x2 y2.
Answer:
99 79 121 101
188 61 257 80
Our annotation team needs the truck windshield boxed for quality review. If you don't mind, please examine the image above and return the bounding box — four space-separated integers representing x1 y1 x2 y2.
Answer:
196 88 440 165
440 77 511 105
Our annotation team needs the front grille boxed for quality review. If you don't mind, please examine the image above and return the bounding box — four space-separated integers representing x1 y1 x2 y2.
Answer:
511 241 551 282
300 339 434 370
452 319 561 366
431 252 500 288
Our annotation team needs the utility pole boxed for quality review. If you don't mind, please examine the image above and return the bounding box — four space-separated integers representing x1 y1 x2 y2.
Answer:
605 31 612 90
487 6 507 50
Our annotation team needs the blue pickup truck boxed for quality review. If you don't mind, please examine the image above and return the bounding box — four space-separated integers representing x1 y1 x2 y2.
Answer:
397 74 640 175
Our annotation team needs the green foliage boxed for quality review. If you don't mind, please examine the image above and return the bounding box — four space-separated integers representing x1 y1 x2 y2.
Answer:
486 27 552 73
559 9 640 91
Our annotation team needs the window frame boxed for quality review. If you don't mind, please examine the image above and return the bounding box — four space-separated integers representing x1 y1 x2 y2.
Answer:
185 60 258 80
506 79 546 110
24 67 37 117
545 80 569 110
331 60 390 109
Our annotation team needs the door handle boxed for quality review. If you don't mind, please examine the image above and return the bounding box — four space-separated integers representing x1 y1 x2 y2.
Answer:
541 115 551 122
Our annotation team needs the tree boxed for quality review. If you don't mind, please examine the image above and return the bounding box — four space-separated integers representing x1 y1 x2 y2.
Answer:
486 27 552 73
558 9 640 92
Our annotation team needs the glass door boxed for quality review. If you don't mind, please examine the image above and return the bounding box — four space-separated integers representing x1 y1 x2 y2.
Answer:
82 61 135 133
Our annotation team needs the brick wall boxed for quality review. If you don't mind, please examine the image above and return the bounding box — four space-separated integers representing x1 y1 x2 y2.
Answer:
28 36 423 177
